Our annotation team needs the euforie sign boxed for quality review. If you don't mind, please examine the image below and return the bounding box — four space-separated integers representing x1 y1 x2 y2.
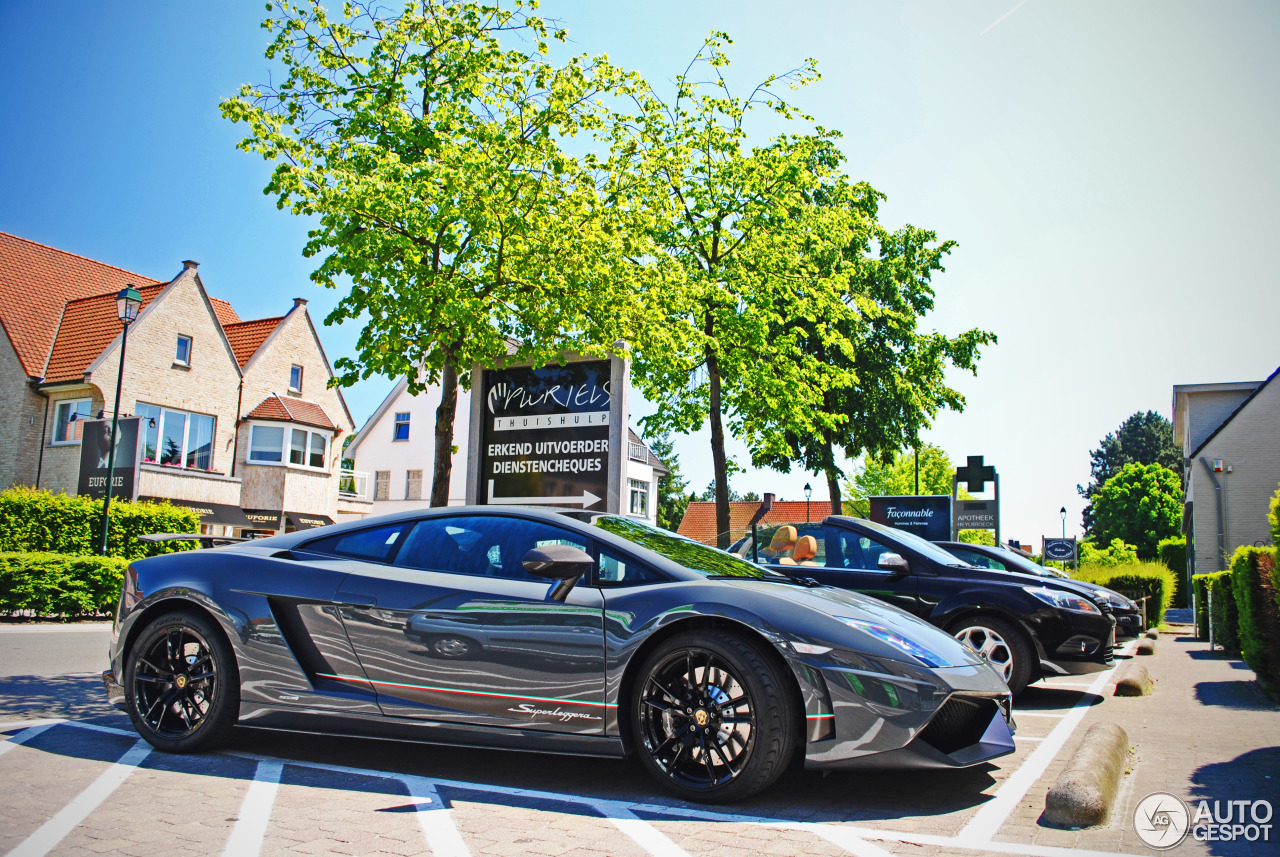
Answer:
869 495 952 541
469 358 625 511
76 417 141 501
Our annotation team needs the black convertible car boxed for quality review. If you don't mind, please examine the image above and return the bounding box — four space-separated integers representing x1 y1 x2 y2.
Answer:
104 508 1014 802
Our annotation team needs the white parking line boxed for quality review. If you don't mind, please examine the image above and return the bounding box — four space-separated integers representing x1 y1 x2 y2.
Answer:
1014 736 1045 742
798 823 897 856
958 641 1137 842
6 738 151 857
0 722 58 758
592 803 691 857
221 758 283 857
1011 711 1066 718
400 775 472 857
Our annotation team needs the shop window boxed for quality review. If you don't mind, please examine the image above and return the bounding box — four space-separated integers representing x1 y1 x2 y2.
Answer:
175 335 192 366
52 398 93 444
628 478 649 517
406 469 423 501
289 365 303 393
375 470 390 500
393 412 410 441
137 403 215 469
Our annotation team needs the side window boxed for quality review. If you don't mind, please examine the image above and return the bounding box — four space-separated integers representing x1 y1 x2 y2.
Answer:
828 528 897 571
598 548 668 587
301 523 408 563
394 516 587 582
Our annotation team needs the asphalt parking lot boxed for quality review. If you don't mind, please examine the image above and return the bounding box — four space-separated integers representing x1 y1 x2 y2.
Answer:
1 626 1274 857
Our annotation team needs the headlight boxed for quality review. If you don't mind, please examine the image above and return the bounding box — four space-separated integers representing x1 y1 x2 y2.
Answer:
1104 592 1133 609
1023 586 1100 614
837 617 957 668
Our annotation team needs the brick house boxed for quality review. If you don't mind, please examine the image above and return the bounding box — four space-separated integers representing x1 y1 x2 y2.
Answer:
0 231 362 534
1172 365 1280 579
677 500 836 546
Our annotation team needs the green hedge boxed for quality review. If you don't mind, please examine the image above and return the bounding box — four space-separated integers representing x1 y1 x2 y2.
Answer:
0 552 128 618
1157 536 1188 608
1196 570 1241 655
1269 482 1280 549
1193 573 1211 638
1071 560 1176 627
0 487 198 560
1230 546 1280 691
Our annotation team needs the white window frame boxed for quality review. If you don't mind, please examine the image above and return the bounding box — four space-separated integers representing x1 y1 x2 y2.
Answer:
628 478 650 518
393 412 410 441
405 469 423 501
246 421 330 472
52 398 93 445
175 335 193 366
289 364 304 393
137 402 217 470
375 470 390 501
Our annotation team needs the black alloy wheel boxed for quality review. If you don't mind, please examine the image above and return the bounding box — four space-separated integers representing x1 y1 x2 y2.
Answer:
125 611 239 753
632 630 796 802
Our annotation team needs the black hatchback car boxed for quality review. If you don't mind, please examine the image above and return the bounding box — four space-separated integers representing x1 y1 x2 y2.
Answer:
740 517 1116 695
935 542 1143 641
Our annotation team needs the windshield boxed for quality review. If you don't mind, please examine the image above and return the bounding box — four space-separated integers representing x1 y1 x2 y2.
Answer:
592 516 792 580
987 547 1056 576
852 517 977 566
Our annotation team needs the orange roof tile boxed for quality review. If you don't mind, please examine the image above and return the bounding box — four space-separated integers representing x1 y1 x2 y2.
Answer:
223 317 282 367
677 500 836 546
245 394 338 431
0 232 160 377
209 298 240 327
43 284 166 383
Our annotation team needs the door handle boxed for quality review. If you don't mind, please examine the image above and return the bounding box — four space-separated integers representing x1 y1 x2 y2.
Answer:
337 594 377 607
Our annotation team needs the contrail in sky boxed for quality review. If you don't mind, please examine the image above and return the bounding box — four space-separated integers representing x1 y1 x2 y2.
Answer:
981 0 1029 36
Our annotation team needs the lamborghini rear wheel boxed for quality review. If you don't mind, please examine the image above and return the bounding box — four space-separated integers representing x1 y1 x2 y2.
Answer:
125 611 239 753
631 630 797 802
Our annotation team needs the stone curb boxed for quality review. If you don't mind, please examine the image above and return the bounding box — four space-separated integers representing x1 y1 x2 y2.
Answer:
1042 722 1130 828
1136 638 1157 656
1113 662 1152 696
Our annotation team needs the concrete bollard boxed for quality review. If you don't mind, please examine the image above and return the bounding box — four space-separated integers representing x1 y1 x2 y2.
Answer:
1136 638 1157 656
1043 722 1130 828
1114 662 1152 696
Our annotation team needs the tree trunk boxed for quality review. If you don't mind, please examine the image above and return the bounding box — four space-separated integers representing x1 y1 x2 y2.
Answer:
823 432 843 517
429 358 459 507
706 342 730 548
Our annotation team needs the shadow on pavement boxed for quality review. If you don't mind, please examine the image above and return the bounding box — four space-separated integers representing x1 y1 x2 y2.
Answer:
1189 747 1280 856
1194 680 1280 711
1 674 999 824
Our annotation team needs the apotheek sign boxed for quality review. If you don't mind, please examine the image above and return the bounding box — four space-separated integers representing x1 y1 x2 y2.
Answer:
476 360 617 510
954 499 998 530
869 496 952 541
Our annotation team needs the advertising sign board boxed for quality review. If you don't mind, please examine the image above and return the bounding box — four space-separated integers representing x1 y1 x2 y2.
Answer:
1043 537 1077 563
77 417 141 501
954 499 999 531
869 495 952 541
475 360 617 510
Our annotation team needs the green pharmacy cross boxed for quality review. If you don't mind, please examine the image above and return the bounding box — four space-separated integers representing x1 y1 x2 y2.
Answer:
955 455 996 494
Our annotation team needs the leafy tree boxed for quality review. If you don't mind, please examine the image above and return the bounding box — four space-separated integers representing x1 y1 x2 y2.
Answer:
627 34 860 547
1078 411 1182 531
222 0 645 506
747 173 994 514
1089 463 1182 559
957 529 995 546
1078 538 1139 567
648 435 689 532
843 444 963 515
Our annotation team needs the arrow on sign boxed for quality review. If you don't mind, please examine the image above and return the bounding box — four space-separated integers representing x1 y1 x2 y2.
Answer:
488 480 601 509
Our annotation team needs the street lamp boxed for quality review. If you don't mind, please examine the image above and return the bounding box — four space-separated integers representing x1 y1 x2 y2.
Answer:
1060 506 1067 539
804 482 812 523
99 286 143 555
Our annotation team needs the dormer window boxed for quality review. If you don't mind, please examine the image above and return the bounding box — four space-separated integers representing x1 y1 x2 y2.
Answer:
175 335 192 366
289 364 303 393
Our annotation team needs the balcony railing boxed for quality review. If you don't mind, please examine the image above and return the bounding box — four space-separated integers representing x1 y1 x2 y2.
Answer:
339 469 370 500
628 442 649 462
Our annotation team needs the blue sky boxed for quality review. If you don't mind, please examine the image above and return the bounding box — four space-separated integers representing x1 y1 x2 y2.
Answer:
2 1 1277 541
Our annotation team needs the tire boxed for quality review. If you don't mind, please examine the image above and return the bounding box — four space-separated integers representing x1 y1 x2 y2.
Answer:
426 636 476 659
951 616 1034 696
630 629 797 803
124 610 239 753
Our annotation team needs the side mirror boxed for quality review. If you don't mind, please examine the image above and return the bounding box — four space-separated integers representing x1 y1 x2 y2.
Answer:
877 552 910 576
522 544 594 601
